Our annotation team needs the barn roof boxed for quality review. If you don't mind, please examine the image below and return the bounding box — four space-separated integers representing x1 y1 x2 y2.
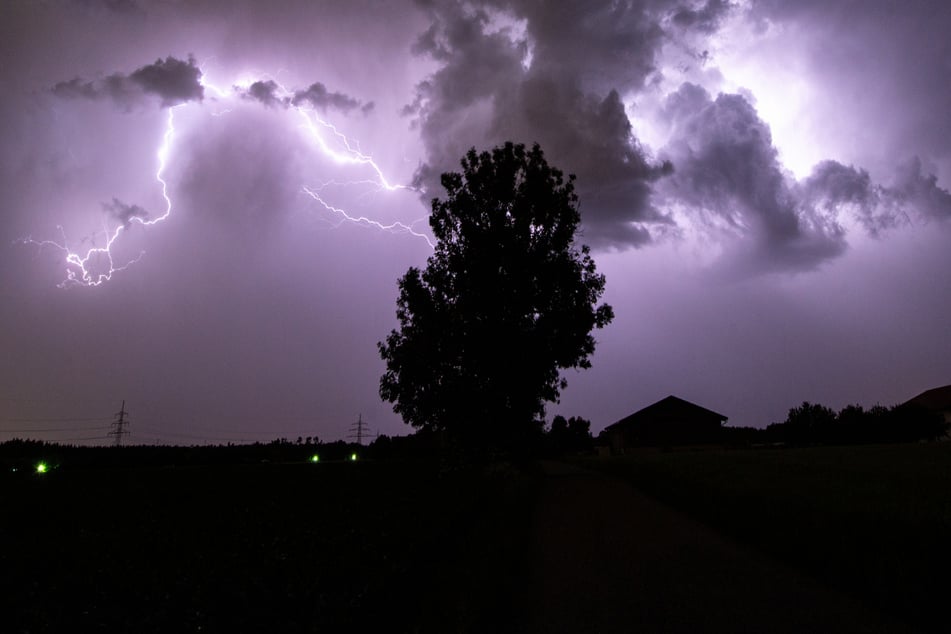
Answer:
605 395 728 430
905 385 951 411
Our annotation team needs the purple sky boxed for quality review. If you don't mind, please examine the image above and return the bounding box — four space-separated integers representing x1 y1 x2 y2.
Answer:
2 0 950 445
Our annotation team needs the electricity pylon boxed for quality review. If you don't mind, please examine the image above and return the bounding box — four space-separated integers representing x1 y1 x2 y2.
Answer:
348 413 368 446
109 400 129 447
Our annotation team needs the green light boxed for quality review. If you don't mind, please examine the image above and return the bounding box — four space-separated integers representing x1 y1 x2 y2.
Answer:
310 454 320 463
350 453 358 461
35 462 48 474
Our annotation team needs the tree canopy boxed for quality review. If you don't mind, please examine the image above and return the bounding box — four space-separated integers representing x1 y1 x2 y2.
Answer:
378 142 613 455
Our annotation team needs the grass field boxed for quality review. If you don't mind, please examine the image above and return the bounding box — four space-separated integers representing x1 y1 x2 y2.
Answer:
1 459 536 633
582 443 951 633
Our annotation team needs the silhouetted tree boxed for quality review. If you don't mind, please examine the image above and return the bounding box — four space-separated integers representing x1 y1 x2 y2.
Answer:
378 142 613 456
547 415 570 454
566 416 594 451
546 415 594 454
781 401 836 443
762 399 948 445
830 404 866 444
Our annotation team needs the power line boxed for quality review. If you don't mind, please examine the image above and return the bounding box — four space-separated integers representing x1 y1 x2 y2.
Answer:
57 436 111 443
2 402 375 445
135 427 266 443
134 424 329 443
0 396 118 405
0 426 112 432
137 425 315 436
1 417 113 423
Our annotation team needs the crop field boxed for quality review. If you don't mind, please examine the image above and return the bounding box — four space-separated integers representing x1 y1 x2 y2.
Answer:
582 443 951 633
1 459 535 633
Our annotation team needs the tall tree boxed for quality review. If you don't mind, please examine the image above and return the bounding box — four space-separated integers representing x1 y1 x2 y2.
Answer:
378 142 613 454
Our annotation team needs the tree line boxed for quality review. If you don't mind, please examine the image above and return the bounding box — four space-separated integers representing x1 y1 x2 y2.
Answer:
0 417 597 471
723 401 948 446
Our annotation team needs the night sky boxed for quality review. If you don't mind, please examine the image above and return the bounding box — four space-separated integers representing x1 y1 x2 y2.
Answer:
2 0 949 445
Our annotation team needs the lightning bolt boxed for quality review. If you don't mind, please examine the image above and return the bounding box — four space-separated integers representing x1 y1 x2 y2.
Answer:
301 185 434 246
20 107 179 287
23 70 431 287
204 72 432 243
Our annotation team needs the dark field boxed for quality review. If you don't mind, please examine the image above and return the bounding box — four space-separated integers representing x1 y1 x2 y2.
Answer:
583 443 951 633
5 443 950 633
1 459 535 633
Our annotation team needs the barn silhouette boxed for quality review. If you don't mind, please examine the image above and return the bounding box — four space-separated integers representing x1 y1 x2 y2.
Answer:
904 385 951 428
603 395 727 452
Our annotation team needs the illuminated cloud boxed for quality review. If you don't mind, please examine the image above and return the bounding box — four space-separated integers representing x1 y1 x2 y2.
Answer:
670 0 732 34
292 82 372 114
657 83 846 272
407 0 681 248
795 157 951 239
655 82 951 272
241 80 286 108
52 55 204 109
237 79 373 114
407 0 951 272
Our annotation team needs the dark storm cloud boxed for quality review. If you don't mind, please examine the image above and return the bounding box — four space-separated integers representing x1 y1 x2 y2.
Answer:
407 0 951 272
888 157 951 221
52 55 203 109
659 83 951 271
503 0 665 94
408 0 679 248
292 82 371 114
103 198 149 228
241 80 286 108
237 79 372 114
659 83 846 271
800 158 951 237
670 0 731 34
128 56 203 105
798 161 899 237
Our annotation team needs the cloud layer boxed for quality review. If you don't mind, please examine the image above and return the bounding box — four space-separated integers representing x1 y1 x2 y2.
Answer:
405 0 951 272
48 1 949 274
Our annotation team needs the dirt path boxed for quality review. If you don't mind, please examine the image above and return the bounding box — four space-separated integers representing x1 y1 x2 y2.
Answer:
525 461 913 633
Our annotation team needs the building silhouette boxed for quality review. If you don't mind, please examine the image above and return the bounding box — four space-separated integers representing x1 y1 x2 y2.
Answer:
603 395 727 452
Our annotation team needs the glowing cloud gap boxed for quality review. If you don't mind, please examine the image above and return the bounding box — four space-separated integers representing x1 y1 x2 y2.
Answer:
28 70 429 287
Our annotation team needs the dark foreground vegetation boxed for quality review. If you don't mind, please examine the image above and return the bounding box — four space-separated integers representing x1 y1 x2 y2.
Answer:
5 438 949 632
721 400 948 446
583 443 951 634
1 445 536 633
